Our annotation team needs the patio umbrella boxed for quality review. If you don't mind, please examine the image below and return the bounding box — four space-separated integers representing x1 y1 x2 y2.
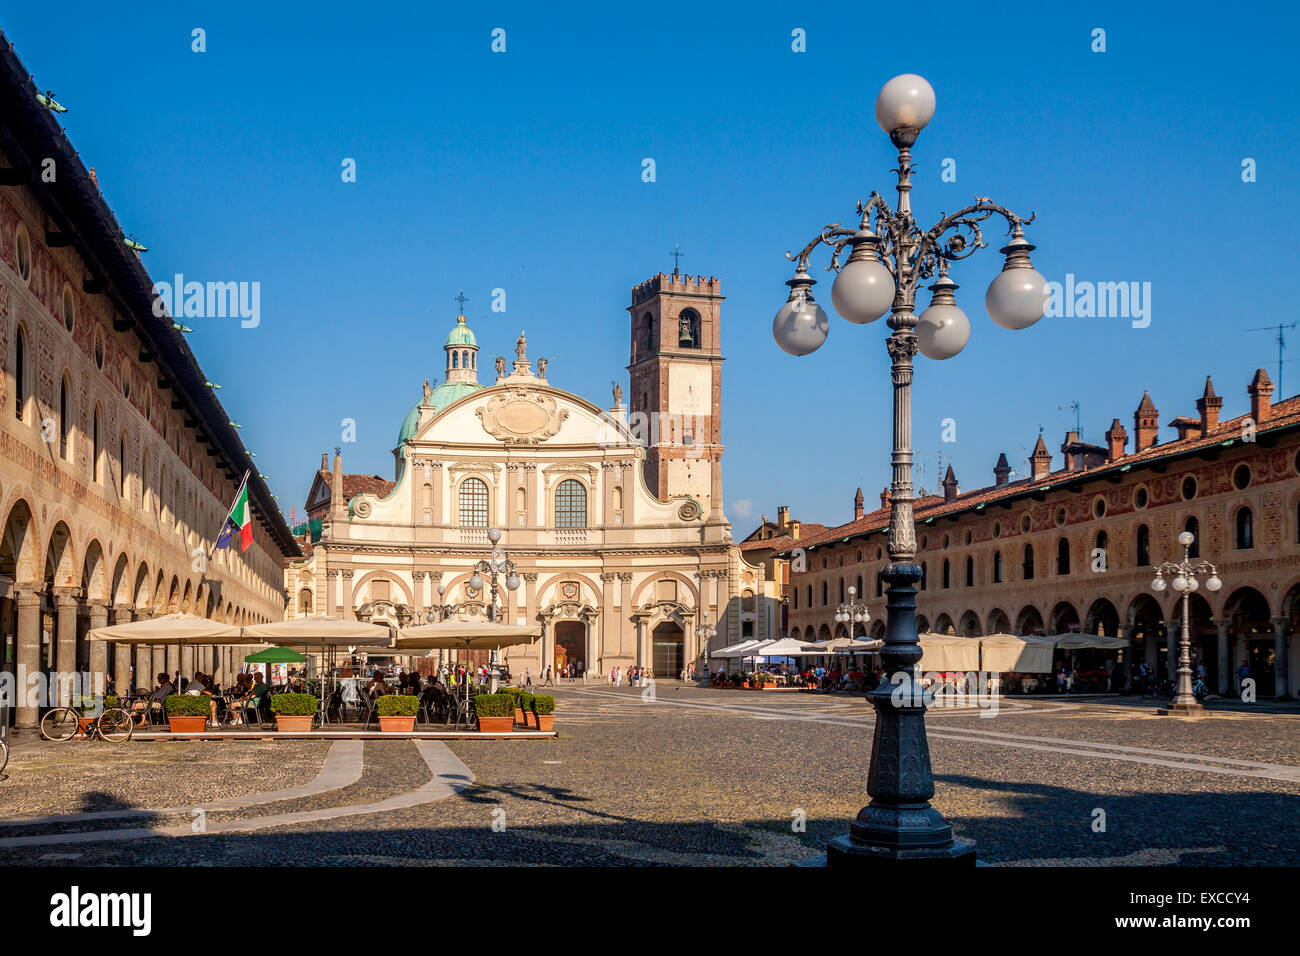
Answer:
915 633 981 671
244 647 308 664
395 619 540 711
88 613 242 645
240 617 394 690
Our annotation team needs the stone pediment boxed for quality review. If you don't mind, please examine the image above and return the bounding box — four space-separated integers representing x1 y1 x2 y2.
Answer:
476 387 568 444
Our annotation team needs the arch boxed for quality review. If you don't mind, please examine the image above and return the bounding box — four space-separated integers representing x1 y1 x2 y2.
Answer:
916 614 931 633
1049 601 1080 634
132 562 152 610
1022 543 1035 580
1135 522 1151 566
834 622 849 639
109 552 130 606
629 570 699 609
965 555 974 587
1016 605 1044 635
677 307 702 348
1056 536 1070 575
992 550 1003 583
167 576 181 613
298 588 313 615
58 371 74 461
81 539 107 604
1084 598 1120 637
933 613 955 635
0 497 40 585
350 570 415 610
1183 516 1200 558
959 609 983 636
986 607 1011 634
869 619 886 640
181 579 195 614
817 623 831 641
204 590 216 620
44 521 76 589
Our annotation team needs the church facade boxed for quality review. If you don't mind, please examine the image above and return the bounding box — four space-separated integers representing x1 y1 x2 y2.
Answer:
286 271 774 677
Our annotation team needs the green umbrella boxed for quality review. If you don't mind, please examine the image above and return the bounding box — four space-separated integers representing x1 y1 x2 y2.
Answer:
244 647 307 664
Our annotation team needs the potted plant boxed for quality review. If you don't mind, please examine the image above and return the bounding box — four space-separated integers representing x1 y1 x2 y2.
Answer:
270 693 318 732
164 694 209 733
376 694 419 732
473 693 515 734
519 691 538 728
504 687 526 725
532 693 556 732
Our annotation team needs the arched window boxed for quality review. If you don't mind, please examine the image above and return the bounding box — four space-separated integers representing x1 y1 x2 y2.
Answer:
965 555 975 587
821 581 828 605
1235 507 1253 550
920 561 928 590
1023 544 1035 581
459 477 488 526
942 559 951 589
299 589 312 614
807 585 812 607
13 326 28 421
1184 517 1199 557
1136 524 1150 566
855 574 863 596
119 432 128 497
141 447 151 512
839 578 845 602
452 352 459 369
555 479 587 528
993 550 1003 583
614 486 623 510
59 375 72 460
678 308 702 349
742 591 755 612
1056 537 1070 575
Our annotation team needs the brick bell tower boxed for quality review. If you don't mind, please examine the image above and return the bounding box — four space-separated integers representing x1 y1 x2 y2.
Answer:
627 266 725 522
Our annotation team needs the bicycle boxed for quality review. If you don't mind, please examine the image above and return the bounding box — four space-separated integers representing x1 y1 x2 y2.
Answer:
40 705 135 743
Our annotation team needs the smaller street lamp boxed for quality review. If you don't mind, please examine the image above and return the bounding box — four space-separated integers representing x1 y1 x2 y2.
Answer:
835 585 871 634
469 527 521 692
695 613 718 681
1151 531 1221 716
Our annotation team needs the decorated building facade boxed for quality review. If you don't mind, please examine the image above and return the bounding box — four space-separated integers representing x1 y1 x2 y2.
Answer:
287 271 774 676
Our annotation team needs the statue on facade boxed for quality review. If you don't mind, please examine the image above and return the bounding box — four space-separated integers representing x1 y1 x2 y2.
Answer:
515 332 527 363
612 380 623 406
537 356 548 378
495 355 506 376
422 378 433 403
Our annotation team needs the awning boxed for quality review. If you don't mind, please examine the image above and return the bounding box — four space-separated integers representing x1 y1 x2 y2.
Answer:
710 639 765 659
88 613 243 645
916 633 981 671
746 637 818 658
1045 633 1129 651
978 633 1056 673
801 638 883 655
393 619 540 651
244 647 308 664
239 616 393 646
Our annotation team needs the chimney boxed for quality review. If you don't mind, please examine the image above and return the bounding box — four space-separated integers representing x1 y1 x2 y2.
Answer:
1168 416 1202 442
321 452 328 471
1197 376 1222 432
1060 430 1081 471
777 505 790 531
1030 434 1051 480
1249 368 1274 424
1134 390 1159 451
880 485 891 510
853 487 864 520
942 465 959 502
1105 419 1127 462
994 452 1011 486
790 520 801 539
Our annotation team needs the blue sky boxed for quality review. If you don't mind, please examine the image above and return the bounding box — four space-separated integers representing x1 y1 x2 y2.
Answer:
6 2 1297 531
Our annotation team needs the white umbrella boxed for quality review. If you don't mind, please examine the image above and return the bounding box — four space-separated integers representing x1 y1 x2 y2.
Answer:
239 616 393 646
89 612 242 645
393 619 540 651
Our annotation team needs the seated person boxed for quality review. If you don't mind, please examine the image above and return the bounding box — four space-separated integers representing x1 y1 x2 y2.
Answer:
132 673 173 724
229 672 269 725
364 669 390 699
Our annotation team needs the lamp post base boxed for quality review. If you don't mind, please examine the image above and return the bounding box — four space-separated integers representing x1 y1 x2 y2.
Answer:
1156 699 1204 717
827 812 976 867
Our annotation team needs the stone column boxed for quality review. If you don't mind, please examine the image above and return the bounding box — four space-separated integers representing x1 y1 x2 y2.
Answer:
1271 617 1290 700
523 572 539 672
180 643 194 682
1145 622 1158 673
599 573 617 675
53 588 80 707
1165 621 1178 681
524 464 538 526
15 588 42 728
112 605 135 694
325 567 338 616
411 571 426 619
1216 619 1231 696
87 602 109 695
618 572 634 658
341 569 355 620
635 617 646 667
1122 625 1136 692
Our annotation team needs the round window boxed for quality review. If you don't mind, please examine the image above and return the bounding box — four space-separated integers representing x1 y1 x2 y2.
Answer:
15 224 31 283
1182 476 1197 500
121 361 131 399
993 521 1001 539
62 286 75 333
942 533 950 549
1233 464 1251 490
1135 487 1148 509
1021 514 1031 533
1055 507 1066 526
1093 497 1107 519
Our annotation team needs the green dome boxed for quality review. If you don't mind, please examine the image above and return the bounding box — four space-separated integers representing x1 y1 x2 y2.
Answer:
444 314 477 348
398 400 422 444
427 380 484 411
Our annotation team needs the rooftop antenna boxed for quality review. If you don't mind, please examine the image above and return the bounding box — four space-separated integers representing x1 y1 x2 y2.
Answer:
1059 401 1081 438
670 243 684 276
1245 322 1298 396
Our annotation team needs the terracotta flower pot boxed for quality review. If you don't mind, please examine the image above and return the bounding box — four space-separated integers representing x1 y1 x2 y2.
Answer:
514 707 526 725
477 716 514 734
524 711 538 728
275 715 313 733
378 715 416 733
167 716 207 734
535 714 554 732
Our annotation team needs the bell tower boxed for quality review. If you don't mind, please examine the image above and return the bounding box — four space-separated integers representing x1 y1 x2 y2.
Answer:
627 266 725 522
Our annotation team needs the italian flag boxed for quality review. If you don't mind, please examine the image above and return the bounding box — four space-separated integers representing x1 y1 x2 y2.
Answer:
217 473 253 551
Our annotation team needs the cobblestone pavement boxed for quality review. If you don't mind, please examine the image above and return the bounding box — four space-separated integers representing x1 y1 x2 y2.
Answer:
0 684 1295 866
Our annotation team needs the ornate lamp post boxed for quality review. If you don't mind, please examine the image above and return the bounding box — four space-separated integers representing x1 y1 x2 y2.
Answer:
694 613 718 681
835 585 871 634
774 74 1047 867
1151 531 1221 716
469 527 521 691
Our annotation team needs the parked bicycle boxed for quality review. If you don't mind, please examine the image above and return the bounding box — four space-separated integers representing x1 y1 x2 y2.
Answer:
40 703 134 743
1140 676 1175 699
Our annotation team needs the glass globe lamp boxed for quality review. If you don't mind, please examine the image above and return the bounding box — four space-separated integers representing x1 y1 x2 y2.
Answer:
875 74 936 136
986 230 1047 331
774 270 830 356
831 233 895 324
917 274 970 360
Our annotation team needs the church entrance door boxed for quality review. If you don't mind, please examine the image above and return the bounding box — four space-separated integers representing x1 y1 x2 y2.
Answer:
651 621 683 679
554 620 585 674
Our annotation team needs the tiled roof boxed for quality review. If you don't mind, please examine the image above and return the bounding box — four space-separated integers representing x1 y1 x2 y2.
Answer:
313 471 397 501
780 392 1300 556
